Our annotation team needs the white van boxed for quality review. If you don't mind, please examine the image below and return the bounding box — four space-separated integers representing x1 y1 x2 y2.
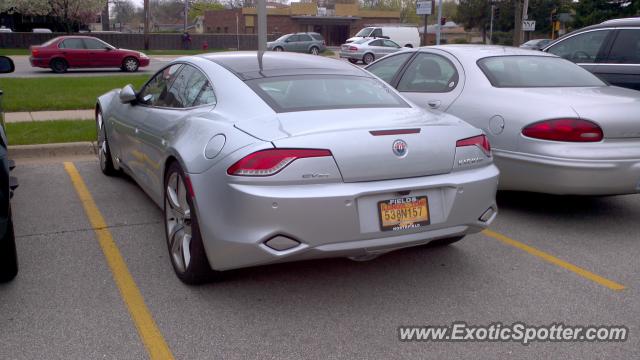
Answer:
346 25 420 48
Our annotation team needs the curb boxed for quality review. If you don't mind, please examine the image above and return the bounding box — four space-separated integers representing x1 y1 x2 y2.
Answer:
5 109 94 123
9 141 97 159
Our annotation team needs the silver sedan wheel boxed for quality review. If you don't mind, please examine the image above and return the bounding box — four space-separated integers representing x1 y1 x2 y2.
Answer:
165 172 192 273
124 58 139 72
97 113 108 171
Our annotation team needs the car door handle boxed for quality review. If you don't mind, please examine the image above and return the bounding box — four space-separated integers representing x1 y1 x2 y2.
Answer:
135 128 139 134
427 100 441 109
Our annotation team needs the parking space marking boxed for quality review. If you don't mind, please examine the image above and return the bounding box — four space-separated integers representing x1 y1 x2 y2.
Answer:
482 229 625 291
63 162 175 360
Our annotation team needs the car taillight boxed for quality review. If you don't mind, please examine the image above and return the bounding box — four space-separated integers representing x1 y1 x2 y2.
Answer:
522 119 603 142
227 149 332 176
348 46 358 51
456 135 491 156
32 48 39 56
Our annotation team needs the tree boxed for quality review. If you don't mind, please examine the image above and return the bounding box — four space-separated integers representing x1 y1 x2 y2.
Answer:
112 0 137 25
189 0 225 20
574 0 637 28
455 0 491 42
0 0 104 32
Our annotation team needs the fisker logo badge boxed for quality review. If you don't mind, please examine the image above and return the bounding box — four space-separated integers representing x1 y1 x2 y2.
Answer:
392 139 408 157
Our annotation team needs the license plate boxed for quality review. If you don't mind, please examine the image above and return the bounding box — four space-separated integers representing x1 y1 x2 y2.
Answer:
378 196 430 231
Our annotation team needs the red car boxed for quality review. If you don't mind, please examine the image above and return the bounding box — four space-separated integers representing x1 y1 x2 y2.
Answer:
29 36 150 73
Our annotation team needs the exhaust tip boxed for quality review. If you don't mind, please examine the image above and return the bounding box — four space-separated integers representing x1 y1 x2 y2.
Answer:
479 207 496 223
264 235 300 251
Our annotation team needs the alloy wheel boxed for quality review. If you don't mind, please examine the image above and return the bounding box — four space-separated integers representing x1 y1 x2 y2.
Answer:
165 172 193 273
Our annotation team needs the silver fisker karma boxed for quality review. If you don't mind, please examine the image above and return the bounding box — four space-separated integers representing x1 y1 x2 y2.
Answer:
96 52 498 283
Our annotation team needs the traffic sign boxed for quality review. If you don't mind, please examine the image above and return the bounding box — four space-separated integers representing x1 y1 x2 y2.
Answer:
522 20 536 31
417 1 433 15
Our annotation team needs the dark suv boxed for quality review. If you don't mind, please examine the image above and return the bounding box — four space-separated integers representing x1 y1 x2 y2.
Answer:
543 17 640 90
0 55 18 282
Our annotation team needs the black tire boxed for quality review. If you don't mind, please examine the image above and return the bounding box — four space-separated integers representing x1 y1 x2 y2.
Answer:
348 58 359 64
426 235 465 247
96 109 117 176
309 46 320 55
122 57 139 72
0 207 18 283
50 58 68 73
164 162 214 284
363 53 375 65
274 46 284 52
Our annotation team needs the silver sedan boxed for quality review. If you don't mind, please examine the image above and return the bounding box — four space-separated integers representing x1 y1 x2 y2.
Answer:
367 45 640 195
339 38 404 65
96 52 498 283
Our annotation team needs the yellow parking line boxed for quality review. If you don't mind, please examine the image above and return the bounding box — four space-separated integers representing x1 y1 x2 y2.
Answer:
64 162 175 360
482 229 625 291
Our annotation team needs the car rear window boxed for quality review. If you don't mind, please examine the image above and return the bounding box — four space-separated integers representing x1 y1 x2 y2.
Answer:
248 75 409 113
477 55 605 87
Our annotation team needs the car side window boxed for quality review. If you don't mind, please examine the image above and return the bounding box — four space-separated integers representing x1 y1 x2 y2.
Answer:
138 64 183 107
371 28 383 37
60 38 85 49
397 52 459 93
287 35 299 42
369 39 383 46
606 29 640 64
83 38 108 50
383 40 399 48
298 34 312 42
546 29 611 63
366 52 413 84
164 64 216 108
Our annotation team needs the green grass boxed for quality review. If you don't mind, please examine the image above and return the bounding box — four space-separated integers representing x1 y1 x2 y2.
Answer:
322 49 336 57
5 120 96 145
0 75 148 112
0 49 30 56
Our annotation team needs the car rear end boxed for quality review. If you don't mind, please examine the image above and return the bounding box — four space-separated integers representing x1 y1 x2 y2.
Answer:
188 72 498 270
309 33 326 52
339 41 366 61
29 37 59 68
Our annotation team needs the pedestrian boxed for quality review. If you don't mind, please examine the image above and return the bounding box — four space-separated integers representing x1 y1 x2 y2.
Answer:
182 31 192 50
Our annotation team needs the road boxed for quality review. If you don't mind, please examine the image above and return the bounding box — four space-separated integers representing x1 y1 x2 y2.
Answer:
0 55 175 78
0 157 638 359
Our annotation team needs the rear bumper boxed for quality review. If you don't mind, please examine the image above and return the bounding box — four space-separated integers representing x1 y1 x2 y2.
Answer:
29 57 49 68
189 164 499 271
339 50 363 60
495 148 640 195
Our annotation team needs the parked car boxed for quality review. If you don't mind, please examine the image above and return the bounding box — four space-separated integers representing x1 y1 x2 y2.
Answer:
0 27 12 33
29 36 150 73
0 55 18 283
266 32 326 55
366 45 640 195
543 17 640 90
346 25 420 48
32 28 52 33
340 38 404 65
96 52 498 284
519 38 551 50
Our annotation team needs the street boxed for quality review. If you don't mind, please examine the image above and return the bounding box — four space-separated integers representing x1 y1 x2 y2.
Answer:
1 157 638 359
0 55 174 78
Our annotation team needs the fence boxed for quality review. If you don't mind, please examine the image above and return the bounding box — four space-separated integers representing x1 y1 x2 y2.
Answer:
0 32 277 50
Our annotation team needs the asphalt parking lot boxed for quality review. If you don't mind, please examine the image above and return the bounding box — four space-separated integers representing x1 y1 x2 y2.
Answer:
1 156 638 359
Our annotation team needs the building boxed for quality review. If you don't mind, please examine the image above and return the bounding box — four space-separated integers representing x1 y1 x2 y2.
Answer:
204 1 401 45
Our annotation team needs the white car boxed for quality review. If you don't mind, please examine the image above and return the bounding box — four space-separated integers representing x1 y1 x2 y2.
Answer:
347 26 420 48
32 28 52 33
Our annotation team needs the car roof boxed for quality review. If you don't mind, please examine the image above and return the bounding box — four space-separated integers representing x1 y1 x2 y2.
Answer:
421 45 557 61
199 51 366 80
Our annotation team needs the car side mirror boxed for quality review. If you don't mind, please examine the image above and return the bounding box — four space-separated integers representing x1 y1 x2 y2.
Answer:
105 47 112 51
119 84 137 104
0 56 15 74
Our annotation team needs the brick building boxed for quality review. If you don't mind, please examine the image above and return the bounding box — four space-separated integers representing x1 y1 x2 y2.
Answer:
204 1 401 46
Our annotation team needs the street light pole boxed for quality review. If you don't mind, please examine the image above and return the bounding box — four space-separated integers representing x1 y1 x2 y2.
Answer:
144 0 149 50
489 4 494 45
257 0 267 69
435 0 443 45
184 0 188 32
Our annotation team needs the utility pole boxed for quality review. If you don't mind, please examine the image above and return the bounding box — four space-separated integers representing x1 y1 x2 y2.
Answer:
102 0 110 31
521 0 530 44
489 3 494 45
257 0 267 69
184 0 188 32
144 0 149 50
423 13 428 46
512 0 522 46
435 0 443 45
